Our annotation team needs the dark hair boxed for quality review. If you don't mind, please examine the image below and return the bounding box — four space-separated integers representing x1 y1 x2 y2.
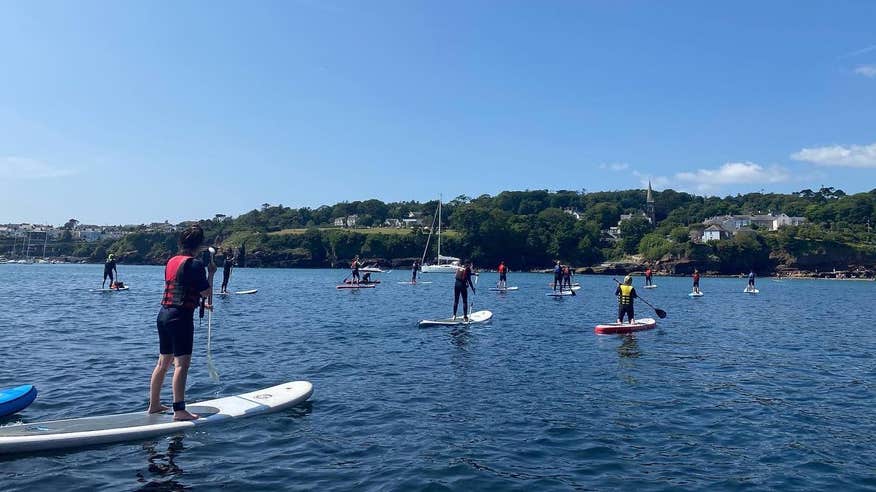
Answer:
179 224 205 252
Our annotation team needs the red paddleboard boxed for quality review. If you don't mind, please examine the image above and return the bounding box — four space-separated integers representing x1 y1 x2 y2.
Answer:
594 317 656 335
336 284 376 289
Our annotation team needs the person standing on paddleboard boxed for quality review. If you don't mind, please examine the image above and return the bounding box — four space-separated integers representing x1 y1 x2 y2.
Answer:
553 260 563 292
748 270 756 290
148 224 216 421
562 264 573 291
693 269 701 294
351 255 362 285
615 275 638 324
644 266 653 287
411 259 420 284
453 260 476 321
220 248 234 294
103 254 118 289
497 260 508 289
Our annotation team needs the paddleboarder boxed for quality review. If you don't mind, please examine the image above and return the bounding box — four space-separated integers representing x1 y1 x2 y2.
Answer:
497 260 508 289
102 254 118 289
644 266 653 287
615 275 638 324
692 269 701 294
453 260 476 322
553 260 563 292
748 270 756 290
220 248 234 294
148 224 216 421
411 260 421 284
562 264 573 291
350 255 362 285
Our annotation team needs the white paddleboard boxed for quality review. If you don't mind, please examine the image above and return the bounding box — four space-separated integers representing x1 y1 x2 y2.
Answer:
546 290 577 297
0 381 312 454
489 286 519 291
235 289 258 295
689 291 704 297
418 310 493 327
97 287 129 292
744 288 759 294
643 285 658 289
397 281 432 285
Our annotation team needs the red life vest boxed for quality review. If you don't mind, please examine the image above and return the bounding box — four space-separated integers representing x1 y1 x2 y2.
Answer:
161 255 201 309
498 264 506 273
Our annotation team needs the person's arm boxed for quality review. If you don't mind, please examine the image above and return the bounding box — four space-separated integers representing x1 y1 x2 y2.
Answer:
467 272 476 292
615 286 621 296
631 288 638 299
193 259 217 308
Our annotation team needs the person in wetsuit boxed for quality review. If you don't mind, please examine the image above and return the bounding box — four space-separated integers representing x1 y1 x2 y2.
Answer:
411 260 420 284
351 256 362 284
148 224 215 421
644 266 653 287
497 261 508 289
562 265 573 291
748 270 756 290
220 249 234 294
362 272 372 284
103 254 118 289
553 261 563 292
615 275 638 324
693 269 701 294
453 261 476 321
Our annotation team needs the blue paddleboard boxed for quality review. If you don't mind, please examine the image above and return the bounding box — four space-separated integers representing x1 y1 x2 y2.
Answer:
0 385 38 418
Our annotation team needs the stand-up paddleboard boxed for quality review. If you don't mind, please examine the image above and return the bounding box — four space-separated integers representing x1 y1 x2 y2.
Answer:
643 285 658 289
234 289 258 295
0 381 312 455
418 310 493 327
594 317 657 335
489 286 519 291
546 290 577 297
397 281 432 285
360 267 385 273
688 291 704 297
336 284 376 290
0 385 38 419
97 287 129 292
744 288 759 294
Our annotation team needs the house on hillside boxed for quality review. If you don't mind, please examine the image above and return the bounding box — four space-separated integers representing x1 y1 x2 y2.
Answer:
702 213 805 235
334 215 359 228
701 224 730 242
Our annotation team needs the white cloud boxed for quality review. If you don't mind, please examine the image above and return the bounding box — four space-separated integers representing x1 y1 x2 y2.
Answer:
854 65 876 78
646 162 789 193
0 157 74 179
599 162 629 171
840 45 876 59
791 142 876 168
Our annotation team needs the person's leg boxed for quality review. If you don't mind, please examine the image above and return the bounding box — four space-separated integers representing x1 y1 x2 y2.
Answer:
108 271 115 288
171 355 198 420
148 354 173 413
453 285 461 318
462 288 469 320
617 304 623 324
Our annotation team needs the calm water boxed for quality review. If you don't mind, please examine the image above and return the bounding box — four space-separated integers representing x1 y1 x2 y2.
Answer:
1 264 875 491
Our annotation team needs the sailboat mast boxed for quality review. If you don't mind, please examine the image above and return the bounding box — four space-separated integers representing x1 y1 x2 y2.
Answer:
437 197 442 265
42 227 48 258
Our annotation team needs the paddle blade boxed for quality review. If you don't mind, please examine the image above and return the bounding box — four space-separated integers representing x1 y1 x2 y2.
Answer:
655 308 667 319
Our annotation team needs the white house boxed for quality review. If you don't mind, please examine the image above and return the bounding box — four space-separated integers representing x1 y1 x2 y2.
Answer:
701 224 730 242
773 213 806 229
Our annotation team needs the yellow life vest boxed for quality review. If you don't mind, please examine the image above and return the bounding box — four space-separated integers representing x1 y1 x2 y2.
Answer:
618 284 634 305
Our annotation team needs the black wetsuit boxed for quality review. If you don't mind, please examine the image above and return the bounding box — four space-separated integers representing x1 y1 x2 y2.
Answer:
412 261 420 282
748 273 756 288
351 261 360 282
615 284 638 323
553 264 563 291
453 266 476 318
103 259 117 285
157 258 209 357
221 256 234 292
562 268 572 290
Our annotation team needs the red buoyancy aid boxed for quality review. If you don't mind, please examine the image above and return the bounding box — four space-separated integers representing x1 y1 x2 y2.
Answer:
161 255 201 309
498 264 506 273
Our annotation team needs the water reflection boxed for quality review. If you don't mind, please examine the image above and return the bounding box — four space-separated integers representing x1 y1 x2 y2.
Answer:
136 434 188 491
617 335 641 359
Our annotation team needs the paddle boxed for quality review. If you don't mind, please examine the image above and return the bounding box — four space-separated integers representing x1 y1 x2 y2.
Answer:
613 278 666 319
204 247 220 382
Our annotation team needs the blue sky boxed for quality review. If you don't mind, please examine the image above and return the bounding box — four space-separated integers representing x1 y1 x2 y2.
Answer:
1 0 875 225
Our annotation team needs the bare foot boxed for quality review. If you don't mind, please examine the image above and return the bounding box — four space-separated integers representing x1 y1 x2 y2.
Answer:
173 410 200 421
147 404 169 414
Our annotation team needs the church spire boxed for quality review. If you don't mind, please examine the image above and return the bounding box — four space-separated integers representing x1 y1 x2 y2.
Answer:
646 180 654 203
646 181 655 224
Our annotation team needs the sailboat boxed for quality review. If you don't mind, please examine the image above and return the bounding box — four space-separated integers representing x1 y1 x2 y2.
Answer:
420 197 461 273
